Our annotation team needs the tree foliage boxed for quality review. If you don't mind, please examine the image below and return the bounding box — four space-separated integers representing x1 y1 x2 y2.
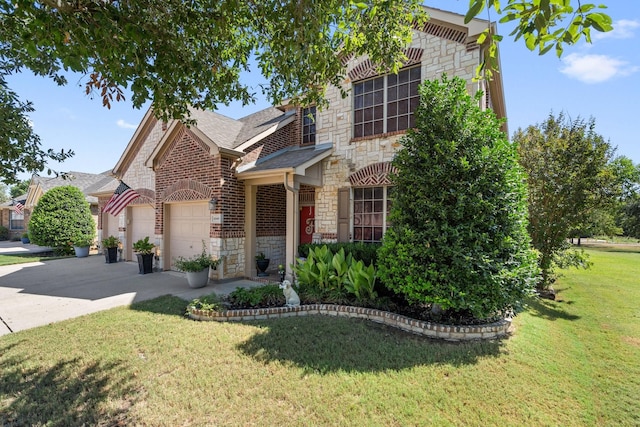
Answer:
9 179 30 198
0 0 611 182
514 112 616 288
28 185 95 254
377 75 539 320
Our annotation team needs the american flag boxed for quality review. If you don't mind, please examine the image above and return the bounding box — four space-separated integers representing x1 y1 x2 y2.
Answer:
13 201 24 215
103 181 140 216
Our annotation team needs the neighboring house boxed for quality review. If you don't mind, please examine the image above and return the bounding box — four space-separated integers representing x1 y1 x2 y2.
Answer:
0 195 27 240
0 172 116 240
101 6 506 280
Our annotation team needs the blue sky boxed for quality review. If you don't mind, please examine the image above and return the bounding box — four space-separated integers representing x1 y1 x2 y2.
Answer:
6 1 640 183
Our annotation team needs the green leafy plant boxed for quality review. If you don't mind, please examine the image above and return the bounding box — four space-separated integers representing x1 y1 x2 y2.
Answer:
132 236 155 254
102 235 120 248
345 260 378 302
186 294 225 314
226 284 285 308
0 225 8 241
72 235 95 247
174 241 220 272
255 252 266 261
28 186 96 255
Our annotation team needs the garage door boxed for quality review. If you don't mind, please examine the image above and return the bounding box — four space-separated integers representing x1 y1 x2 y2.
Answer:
129 206 155 260
167 202 210 270
102 211 120 241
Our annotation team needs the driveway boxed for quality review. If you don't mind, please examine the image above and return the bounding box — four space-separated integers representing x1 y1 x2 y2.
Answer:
0 253 259 336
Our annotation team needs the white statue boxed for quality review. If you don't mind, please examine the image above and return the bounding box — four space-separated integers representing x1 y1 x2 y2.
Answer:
279 280 300 307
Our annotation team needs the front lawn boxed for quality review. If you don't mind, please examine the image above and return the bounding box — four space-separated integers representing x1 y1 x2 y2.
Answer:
0 253 67 266
1 247 638 426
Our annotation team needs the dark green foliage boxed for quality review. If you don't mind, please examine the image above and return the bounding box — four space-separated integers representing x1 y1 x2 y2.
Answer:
0 225 8 240
515 113 615 287
619 198 640 238
226 284 285 309
28 186 95 255
298 242 380 266
377 75 539 320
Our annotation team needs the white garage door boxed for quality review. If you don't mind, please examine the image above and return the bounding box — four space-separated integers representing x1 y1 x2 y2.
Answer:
102 211 120 241
129 206 155 260
167 202 210 270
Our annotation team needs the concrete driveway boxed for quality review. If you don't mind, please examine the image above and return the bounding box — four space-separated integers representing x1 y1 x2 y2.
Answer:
0 253 259 336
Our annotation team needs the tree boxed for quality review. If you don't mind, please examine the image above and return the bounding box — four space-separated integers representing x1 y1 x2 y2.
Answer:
28 185 95 255
0 1 611 182
9 179 30 198
0 182 8 203
514 113 616 288
377 75 539 320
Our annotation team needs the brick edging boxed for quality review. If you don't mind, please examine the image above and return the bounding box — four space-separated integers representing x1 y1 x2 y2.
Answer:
187 304 512 341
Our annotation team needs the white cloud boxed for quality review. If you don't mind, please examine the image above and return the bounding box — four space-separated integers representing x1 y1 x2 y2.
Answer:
559 53 639 83
116 119 137 129
593 19 640 41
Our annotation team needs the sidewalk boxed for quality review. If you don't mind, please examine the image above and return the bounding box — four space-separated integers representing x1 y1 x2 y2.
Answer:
0 254 261 336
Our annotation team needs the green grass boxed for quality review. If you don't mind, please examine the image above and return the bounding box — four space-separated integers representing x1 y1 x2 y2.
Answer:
1 248 639 426
0 253 68 266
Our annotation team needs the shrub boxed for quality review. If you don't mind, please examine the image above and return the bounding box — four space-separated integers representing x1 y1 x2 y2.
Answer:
0 225 8 241
28 186 95 255
226 284 285 308
377 76 539 320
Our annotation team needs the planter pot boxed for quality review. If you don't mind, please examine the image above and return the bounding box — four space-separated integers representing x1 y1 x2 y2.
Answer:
186 268 209 288
74 245 90 258
256 258 270 277
21 237 30 244
136 253 154 274
104 247 118 263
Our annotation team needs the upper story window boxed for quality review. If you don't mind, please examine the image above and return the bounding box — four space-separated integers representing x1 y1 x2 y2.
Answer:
353 65 421 138
302 106 316 145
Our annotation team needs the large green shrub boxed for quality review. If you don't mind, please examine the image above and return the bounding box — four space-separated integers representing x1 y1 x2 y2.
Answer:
0 225 8 241
28 186 95 255
377 75 539 320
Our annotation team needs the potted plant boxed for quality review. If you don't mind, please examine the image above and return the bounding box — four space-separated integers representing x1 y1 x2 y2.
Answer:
132 236 155 274
72 235 94 258
255 251 270 277
102 235 120 264
174 242 220 288
21 232 30 244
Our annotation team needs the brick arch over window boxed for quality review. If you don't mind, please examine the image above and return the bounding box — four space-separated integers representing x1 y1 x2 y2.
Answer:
349 162 398 187
348 48 423 81
130 188 155 205
162 179 213 202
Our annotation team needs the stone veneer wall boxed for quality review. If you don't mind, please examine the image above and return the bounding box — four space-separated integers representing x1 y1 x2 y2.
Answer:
189 305 512 341
313 30 482 241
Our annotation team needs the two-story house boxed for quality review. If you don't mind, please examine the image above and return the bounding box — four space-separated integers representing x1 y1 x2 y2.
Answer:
98 6 506 281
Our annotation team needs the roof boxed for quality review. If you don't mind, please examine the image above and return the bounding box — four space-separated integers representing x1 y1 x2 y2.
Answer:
0 194 27 208
236 143 333 178
30 171 114 204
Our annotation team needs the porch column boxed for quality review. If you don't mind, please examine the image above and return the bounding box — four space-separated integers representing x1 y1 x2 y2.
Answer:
284 173 300 281
244 182 257 278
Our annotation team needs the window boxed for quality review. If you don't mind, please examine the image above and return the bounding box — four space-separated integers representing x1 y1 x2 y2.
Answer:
302 106 316 145
10 211 24 230
353 65 421 138
353 186 392 243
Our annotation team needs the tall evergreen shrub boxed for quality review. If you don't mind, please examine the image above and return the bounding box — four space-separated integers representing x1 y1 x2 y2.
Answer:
377 75 539 319
29 185 95 254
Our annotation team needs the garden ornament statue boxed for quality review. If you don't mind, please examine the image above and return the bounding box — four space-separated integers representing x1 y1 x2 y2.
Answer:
279 280 300 307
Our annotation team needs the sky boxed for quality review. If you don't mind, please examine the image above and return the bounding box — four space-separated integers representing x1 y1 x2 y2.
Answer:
5 0 640 185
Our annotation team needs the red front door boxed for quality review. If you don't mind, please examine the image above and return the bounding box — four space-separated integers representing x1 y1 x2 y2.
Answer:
300 206 314 245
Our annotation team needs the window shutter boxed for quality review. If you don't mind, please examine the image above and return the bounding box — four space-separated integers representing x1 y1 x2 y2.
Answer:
337 187 350 242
